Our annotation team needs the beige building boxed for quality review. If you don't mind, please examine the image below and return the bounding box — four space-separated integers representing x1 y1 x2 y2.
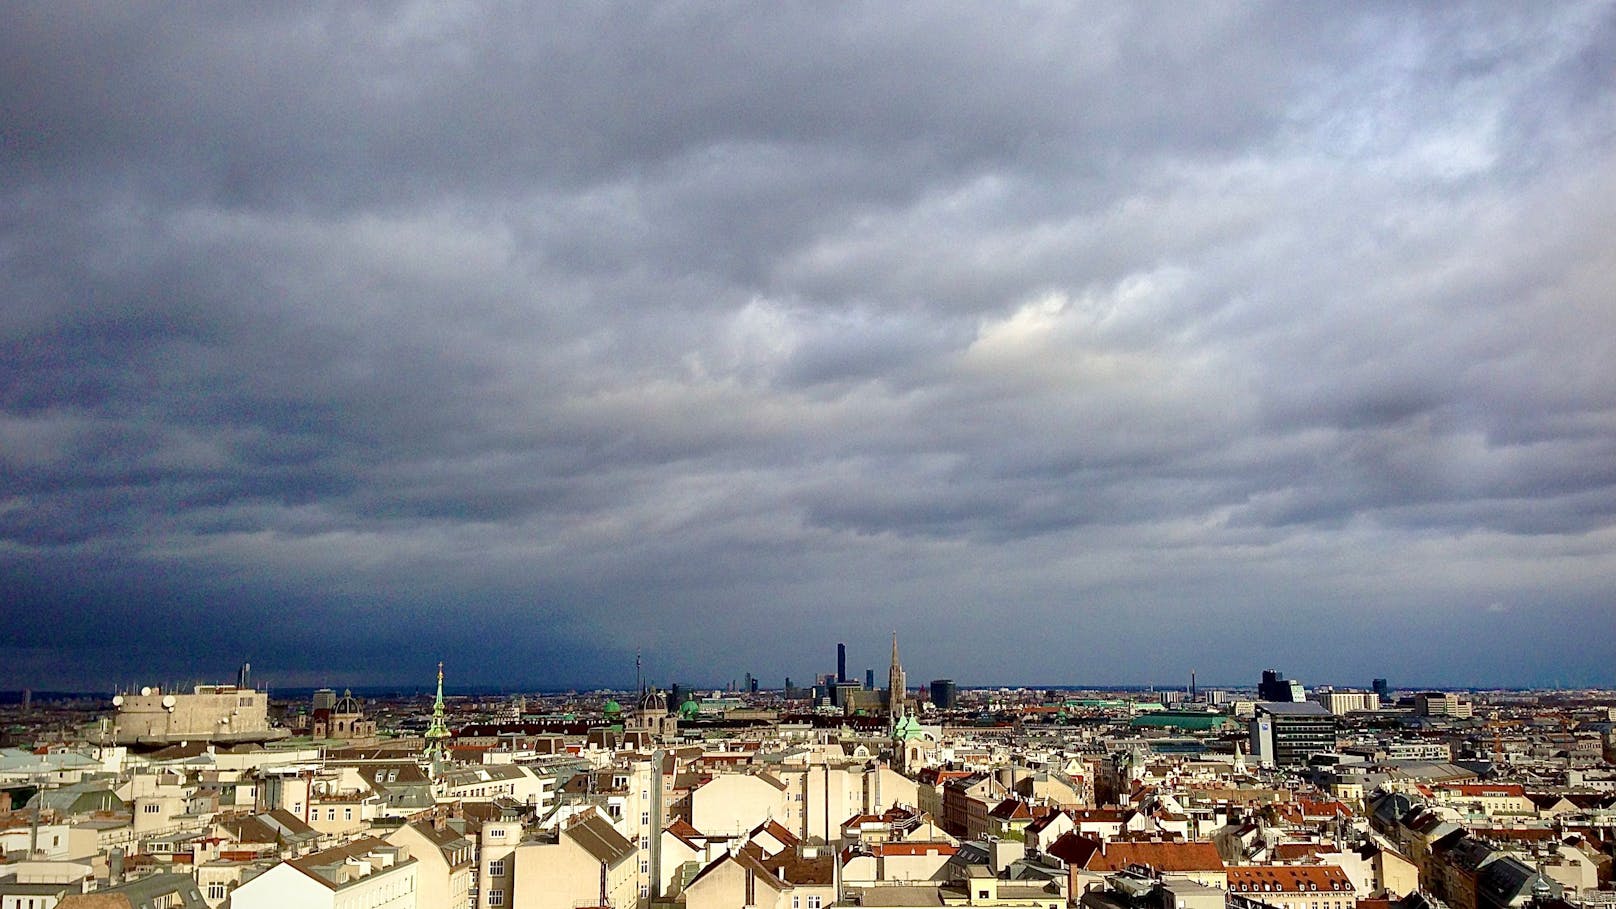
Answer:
387 822 474 909
842 840 959 887
684 849 794 909
112 685 286 746
1414 692 1473 718
1315 692 1380 715
682 847 835 909
690 772 789 839
477 814 638 909
712 755 923 845
1431 784 1533 817
438 764 554 811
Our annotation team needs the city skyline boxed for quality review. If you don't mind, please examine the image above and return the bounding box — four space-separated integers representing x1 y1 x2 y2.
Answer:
4 4 1615 691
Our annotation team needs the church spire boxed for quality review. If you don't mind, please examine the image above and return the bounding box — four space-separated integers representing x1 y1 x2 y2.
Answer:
887 632 906 721
424 661 451 762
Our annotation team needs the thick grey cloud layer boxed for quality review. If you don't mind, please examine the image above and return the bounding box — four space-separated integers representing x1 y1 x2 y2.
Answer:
3 2 1614 690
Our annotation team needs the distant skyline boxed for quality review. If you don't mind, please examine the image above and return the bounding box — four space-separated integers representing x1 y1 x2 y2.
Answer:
3 4 1614 691
5 672 1609 702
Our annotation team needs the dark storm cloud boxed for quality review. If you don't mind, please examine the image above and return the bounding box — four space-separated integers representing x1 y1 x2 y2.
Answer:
3 1 1614 690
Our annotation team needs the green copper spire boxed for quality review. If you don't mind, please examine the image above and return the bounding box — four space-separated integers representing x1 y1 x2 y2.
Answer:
424 661 451 760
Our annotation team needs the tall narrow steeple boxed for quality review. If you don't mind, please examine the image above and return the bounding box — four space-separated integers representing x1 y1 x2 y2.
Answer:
887 632 906 720
424 661 451 762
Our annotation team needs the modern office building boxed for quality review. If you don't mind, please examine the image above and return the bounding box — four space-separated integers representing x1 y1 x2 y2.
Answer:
1258 669 1306 702
1314 691 1379 715
930 679 957 710
1250 701 1337 768
1415 691 1473 718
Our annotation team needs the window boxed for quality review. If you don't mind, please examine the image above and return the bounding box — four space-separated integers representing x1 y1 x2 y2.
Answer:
487 889 504 906
344 807 352 820
807 898 821 909
793 898 801 909
143 804 161 813
641 811 650 825
488 859 505 876
640 860 649 874
207 883 227 900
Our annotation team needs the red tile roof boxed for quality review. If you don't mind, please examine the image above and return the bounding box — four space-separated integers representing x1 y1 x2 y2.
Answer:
1049 834 1225 873
1228 865 1355 894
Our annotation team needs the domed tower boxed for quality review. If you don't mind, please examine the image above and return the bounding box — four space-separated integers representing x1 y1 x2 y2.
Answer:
627 687 678 742
640 688 668 715
325 689 374 739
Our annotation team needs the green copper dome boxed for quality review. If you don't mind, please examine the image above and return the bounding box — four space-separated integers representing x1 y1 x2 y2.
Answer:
679 699 700 719
894 714 924 740
603 699 622 715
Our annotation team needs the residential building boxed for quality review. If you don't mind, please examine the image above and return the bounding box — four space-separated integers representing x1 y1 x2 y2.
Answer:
1049 834 1227 896
387 822 474 909
477 814 638 909
231 838 418 909
1226 864 1358 909
55 872 209 909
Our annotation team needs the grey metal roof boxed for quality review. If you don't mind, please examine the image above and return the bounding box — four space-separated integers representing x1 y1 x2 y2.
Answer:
1255 701 1333 716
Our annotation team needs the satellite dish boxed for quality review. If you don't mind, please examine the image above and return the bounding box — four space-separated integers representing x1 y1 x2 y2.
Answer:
112 695 125 707
162 694 177 709
140 687 152 697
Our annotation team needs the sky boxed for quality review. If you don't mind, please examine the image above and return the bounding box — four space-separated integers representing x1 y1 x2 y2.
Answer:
3 2 1615 693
